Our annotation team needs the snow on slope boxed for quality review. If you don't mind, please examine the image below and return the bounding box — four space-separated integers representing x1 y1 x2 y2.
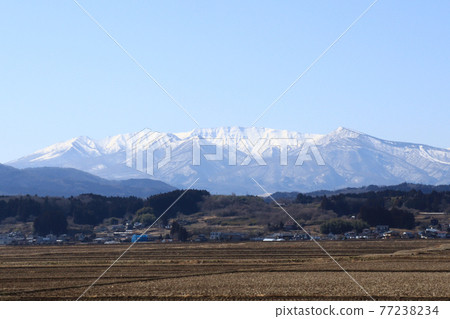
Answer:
8 127 450 194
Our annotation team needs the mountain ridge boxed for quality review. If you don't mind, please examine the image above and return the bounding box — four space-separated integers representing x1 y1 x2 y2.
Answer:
0 164 175 197
7 127 450 194
270 182 450 201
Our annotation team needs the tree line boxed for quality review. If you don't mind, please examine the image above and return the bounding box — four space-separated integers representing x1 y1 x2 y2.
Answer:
0 190 210 236
1 187 449 236
296 189 450 230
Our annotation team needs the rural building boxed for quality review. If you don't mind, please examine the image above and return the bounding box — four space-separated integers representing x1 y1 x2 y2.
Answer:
194 234 207 242
376 225 389 233
131 234 148 243
344 232 357 239
271 233 294 240
401 232 415 239
209 232 245 241
210 232 222 240
383 231 400 239
436 231 448 239
93 237 107 244
327 233 338 240
0 234 12 245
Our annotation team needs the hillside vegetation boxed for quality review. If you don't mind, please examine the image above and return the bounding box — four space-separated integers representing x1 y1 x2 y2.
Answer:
1 187 450 237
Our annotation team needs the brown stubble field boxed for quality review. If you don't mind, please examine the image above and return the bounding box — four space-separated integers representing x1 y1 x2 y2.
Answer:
0 240 449 301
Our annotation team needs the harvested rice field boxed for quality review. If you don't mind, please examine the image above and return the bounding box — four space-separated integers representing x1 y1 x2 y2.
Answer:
0 240 449 300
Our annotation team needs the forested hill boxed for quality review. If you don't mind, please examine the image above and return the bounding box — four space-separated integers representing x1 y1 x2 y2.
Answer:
271 183 450 201
0 164 174 197
1 187 450 237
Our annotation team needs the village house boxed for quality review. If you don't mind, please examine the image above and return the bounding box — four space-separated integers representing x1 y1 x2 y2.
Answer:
376 225 389 233
436 231 448 239
209 232 245 241
0 234 12 245
383 230 400 239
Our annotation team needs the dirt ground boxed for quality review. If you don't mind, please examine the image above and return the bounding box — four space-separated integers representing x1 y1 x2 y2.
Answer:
0 240 448 300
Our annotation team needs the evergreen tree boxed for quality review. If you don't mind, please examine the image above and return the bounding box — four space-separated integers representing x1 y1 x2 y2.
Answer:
34 211 68 236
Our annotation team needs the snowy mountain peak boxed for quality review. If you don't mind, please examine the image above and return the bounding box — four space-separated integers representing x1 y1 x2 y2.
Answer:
332 126 363 138
7 127 450 194
23 136 101 163
173 126 320 142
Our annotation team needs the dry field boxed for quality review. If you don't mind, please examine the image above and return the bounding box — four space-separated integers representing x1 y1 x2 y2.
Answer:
0 240 449 301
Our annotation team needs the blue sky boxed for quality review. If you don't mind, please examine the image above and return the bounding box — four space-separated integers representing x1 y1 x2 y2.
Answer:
1 0 449 163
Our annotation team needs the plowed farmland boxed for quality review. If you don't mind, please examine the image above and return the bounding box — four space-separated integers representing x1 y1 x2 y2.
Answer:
0 240 449 300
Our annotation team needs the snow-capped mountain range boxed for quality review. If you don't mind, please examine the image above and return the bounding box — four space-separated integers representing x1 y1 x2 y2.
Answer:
8 127 450 194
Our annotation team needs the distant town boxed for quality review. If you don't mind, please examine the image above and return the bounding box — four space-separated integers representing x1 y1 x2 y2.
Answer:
1 218 449 246
1 187 449 246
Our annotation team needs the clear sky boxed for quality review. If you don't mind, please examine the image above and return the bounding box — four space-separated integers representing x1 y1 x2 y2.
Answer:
1 0 449 163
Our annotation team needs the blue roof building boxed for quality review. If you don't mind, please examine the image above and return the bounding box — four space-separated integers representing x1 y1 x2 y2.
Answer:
131 234 148 243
